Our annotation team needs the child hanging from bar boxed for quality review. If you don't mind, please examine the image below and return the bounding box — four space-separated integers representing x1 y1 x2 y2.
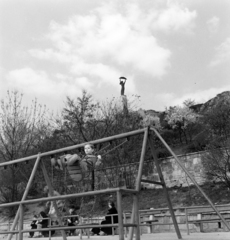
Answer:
51 143 102 191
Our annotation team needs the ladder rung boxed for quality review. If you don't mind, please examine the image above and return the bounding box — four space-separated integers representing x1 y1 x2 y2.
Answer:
141 179 164 186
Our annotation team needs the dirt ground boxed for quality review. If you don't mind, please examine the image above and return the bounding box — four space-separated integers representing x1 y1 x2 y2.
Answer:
1 232 230 240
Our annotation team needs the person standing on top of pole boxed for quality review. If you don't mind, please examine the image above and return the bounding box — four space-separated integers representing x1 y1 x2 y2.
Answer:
119 76 127 96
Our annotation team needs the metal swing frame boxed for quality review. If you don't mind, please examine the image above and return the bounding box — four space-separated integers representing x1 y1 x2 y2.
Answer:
50 138 129 216
0 127 229 240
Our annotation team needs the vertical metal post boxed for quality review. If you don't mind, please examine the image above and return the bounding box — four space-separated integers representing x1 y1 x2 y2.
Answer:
133 194 140 240
151 127 230 231
7 154 41 240
135 128 149 191
111 214 114 235
18 204 24 240
123 213 127 238
49 218 52 240
40 160 67 240
128 128 149 240
148 134 182 239
200 214 203 232
16 222 18 240
79 217 83 240
185 208 189 235
117 190 124 240
139 214 142 235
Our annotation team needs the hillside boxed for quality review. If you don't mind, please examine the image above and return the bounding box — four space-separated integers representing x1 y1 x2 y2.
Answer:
144 90 230 119
97 182 230 215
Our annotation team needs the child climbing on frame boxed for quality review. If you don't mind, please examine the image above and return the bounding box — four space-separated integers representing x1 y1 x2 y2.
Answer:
51 143 102 186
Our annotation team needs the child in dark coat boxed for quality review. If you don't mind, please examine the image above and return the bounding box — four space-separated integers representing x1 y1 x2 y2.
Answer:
66 206 79 236
29 215 38 238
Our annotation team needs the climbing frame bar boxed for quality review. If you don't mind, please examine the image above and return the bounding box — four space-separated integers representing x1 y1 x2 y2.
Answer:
18 204 24 240
133 193 140 240
7 154 41 240
136 128 149 191
128 128 149 240
116 190 124 240
0 128 146 168
40 160 67 240
148 134 182 239
0 188 139 209
151 127 230 231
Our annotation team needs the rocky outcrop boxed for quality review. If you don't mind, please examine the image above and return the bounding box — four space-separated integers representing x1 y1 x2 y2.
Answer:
200 91 230 113
189 91 230 113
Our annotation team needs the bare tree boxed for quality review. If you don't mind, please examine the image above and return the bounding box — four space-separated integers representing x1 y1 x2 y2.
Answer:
201 102 230 188
0 91 52 216
202 142 230 188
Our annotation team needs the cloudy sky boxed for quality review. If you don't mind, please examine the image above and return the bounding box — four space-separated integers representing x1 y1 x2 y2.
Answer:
0 0 230 112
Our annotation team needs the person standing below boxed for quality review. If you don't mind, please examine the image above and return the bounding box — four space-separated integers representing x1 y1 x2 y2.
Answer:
91 201 118 236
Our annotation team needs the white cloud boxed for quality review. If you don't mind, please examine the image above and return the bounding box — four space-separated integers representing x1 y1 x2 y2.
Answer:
207 16 220 34
210 37 230 66
152 2 197 33
24 0 197 108
6 68 83 102
163 86 230 107
28 0 198 85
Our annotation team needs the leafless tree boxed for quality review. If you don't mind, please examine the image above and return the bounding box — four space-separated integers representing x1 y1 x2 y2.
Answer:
0 91 52 216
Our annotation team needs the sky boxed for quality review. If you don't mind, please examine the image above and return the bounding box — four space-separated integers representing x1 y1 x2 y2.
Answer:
0 0 230 113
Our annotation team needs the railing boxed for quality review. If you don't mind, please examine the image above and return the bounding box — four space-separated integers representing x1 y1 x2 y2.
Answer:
2 203 229 239
123 204 230 235
0 187 139 240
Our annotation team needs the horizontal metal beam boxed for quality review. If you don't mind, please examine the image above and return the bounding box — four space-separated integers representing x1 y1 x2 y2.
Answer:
0 128 146 167
0 188 138 208
141 179 164 186
124 203 230 214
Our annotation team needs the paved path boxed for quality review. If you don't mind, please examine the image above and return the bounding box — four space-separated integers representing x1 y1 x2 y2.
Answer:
1 232 230 240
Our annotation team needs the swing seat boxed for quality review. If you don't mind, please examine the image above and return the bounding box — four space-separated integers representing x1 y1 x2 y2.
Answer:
65 155 83 182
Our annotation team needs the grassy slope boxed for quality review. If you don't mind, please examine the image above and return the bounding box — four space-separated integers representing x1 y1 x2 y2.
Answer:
92 182 230 216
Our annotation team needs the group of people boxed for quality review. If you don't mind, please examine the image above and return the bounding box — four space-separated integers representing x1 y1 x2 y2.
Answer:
29 206 78 238
29 201 118 237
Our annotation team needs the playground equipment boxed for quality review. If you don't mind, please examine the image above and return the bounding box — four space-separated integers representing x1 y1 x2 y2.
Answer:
0 127 229 240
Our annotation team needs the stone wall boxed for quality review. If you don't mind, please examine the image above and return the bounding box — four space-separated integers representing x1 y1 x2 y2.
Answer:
142 151 207 189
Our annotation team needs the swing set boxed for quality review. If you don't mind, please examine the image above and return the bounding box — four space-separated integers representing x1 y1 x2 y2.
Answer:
0 127 229 240
50 138 130 215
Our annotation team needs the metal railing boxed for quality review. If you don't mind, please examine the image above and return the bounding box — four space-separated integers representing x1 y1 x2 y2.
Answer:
0 188 139 240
